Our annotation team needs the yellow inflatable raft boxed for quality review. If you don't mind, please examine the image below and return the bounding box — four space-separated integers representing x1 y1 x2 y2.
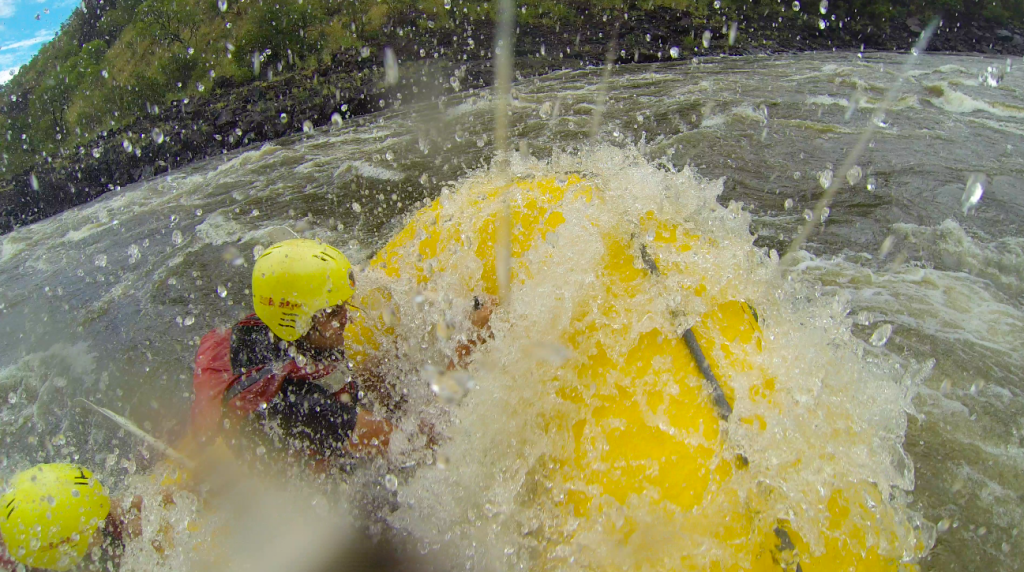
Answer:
344 174 927 571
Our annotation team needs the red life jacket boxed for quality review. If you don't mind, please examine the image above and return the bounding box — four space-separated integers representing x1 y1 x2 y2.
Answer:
190 314 352 439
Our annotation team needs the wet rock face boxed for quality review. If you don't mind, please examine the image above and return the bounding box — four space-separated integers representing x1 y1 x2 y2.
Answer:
1 9 1022 234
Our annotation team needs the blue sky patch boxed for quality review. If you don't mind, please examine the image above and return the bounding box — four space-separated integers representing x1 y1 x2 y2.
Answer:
0 0 79 84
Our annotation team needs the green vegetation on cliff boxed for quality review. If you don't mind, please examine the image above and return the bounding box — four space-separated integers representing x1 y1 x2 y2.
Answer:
1 0 1021 179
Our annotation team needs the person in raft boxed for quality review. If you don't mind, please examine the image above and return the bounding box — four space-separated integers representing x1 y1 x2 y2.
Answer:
0 463 140 572
190 238 492 465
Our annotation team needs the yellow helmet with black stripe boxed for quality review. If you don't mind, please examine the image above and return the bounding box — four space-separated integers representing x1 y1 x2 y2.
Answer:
0 463 111 571
252 239 356 341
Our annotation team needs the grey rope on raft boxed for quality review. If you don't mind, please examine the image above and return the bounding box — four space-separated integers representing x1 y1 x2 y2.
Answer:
641 243 806 565
638 240 733 421
681 329 733 421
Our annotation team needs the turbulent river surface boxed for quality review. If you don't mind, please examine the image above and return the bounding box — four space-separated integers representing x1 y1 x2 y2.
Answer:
1 52 1022 571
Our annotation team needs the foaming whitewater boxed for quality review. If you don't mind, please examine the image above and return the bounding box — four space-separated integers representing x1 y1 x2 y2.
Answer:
347 147 928 570
786 224 1024 570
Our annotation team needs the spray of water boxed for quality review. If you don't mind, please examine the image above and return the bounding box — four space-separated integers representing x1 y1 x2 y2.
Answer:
783 18 939 262
492 0 516 168
493 0 516 303
589 22 620 141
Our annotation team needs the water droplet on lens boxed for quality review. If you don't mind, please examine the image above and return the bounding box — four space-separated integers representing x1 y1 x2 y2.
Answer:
878 235 895 258
7 392 17 404
937 518 952 532
784 198 794 210
217 0 227 10
869 323 893 346
802 209 813 221
29 173 39 191
360 46 371 59
384 47 399 86
791 1 801 11
818 18 826 29
428 369 473 405
818 169 833 189
279 113 288 124
331 112 343 128
122 140 133 153
151 129 164 144
866 176 877 192
702 30 713 48
713 0 721 8
528 342 572 366
171 230 184 245
91 147 102 158
352 202 362 213
846 165 862 185
302 120 314 133
819 207 830 223
670 46 680 58
217 285 228 297
539 101 553 119
183 315 195 326
443 0 451 7
384 474 399 491
101 69 108 78
979 65 1003 87
961 173 986 215
385 150 395 161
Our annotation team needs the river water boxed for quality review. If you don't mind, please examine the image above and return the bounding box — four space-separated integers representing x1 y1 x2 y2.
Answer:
0 52 1022 571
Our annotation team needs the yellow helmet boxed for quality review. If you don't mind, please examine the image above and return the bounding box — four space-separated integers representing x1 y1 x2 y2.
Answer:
252 239 356 341
0 463 111 571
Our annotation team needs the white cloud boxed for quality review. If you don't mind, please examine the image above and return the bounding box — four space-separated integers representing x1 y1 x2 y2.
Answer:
0 0 16 18
0 30 56 83
0 66 20 85
0 30 56 52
